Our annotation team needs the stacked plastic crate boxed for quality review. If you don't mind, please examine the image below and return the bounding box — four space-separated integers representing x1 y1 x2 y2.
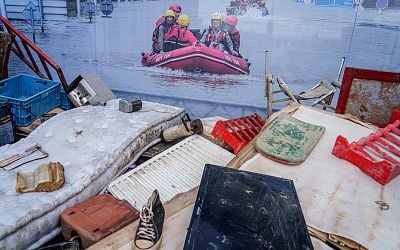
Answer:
59 87 75 110
0 74 61 127
0 103 13 146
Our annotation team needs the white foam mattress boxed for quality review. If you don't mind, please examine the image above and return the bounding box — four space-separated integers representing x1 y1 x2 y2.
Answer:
0 99 185 249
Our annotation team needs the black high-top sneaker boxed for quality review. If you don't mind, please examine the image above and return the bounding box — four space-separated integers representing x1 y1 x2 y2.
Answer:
134 190 165 250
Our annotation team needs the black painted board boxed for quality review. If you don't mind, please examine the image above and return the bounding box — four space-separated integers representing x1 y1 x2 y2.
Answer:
184 164 313 250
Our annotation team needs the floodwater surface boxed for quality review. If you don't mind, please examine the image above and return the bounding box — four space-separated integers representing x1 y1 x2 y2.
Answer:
8 0 400 118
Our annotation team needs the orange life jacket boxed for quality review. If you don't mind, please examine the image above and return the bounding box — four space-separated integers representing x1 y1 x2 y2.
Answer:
204 28 227 47
152 16 164 43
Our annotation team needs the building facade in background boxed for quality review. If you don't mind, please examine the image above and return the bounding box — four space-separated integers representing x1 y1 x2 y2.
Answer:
2 0 129 21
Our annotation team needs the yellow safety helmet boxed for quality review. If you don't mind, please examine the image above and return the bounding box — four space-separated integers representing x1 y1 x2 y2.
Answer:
164 10 175 18
178 14 190 27
211 12 223 21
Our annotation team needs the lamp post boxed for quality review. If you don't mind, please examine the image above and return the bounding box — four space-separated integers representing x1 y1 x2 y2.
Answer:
38 0 44 32
76 0 80 17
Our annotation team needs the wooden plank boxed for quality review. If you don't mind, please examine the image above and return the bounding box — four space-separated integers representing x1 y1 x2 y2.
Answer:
15 108 64 135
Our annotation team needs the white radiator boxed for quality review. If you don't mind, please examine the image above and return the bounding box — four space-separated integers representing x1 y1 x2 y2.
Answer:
107 135 235 210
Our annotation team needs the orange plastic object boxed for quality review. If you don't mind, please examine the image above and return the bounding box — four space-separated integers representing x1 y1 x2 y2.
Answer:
60 194 139 248
211 114 265 154
332 120 400 186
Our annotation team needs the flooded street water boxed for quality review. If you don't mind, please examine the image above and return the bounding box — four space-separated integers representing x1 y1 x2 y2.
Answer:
8 0 400 118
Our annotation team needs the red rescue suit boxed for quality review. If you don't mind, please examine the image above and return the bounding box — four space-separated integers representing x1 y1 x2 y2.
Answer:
152 17 164 52
228 29 240 53
163 25 197 52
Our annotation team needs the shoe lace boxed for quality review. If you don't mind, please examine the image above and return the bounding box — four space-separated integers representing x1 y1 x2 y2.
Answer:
137 206 156 241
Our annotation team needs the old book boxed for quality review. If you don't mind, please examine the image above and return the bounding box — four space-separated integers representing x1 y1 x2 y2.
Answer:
16 162 65 193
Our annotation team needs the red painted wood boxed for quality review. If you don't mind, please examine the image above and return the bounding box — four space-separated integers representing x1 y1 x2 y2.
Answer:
336 67 400 115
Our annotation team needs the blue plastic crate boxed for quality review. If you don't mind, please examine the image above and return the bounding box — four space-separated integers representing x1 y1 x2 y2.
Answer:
0 74 61 126
0 118 14 146
0 103 11 118
60 87 75 110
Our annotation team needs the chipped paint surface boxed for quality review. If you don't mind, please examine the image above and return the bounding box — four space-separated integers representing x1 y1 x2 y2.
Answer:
345 78 400 125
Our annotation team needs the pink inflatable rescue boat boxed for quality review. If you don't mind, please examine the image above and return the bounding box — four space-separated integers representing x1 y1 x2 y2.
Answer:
141 44 250 75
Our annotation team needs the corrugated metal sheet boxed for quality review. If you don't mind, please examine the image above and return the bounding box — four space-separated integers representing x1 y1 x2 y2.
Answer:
5 0 67 21
107 135 235 210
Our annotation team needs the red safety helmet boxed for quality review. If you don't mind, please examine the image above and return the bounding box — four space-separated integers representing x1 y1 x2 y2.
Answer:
225 15 238 27
169 4 182 13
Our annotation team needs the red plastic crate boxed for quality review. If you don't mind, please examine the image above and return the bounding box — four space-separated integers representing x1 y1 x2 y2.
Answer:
60 194 139 248
389 109 400 125
212 114 265 154
332 120 400 186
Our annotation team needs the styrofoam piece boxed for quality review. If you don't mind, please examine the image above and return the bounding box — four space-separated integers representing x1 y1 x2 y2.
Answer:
107 135 235 210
